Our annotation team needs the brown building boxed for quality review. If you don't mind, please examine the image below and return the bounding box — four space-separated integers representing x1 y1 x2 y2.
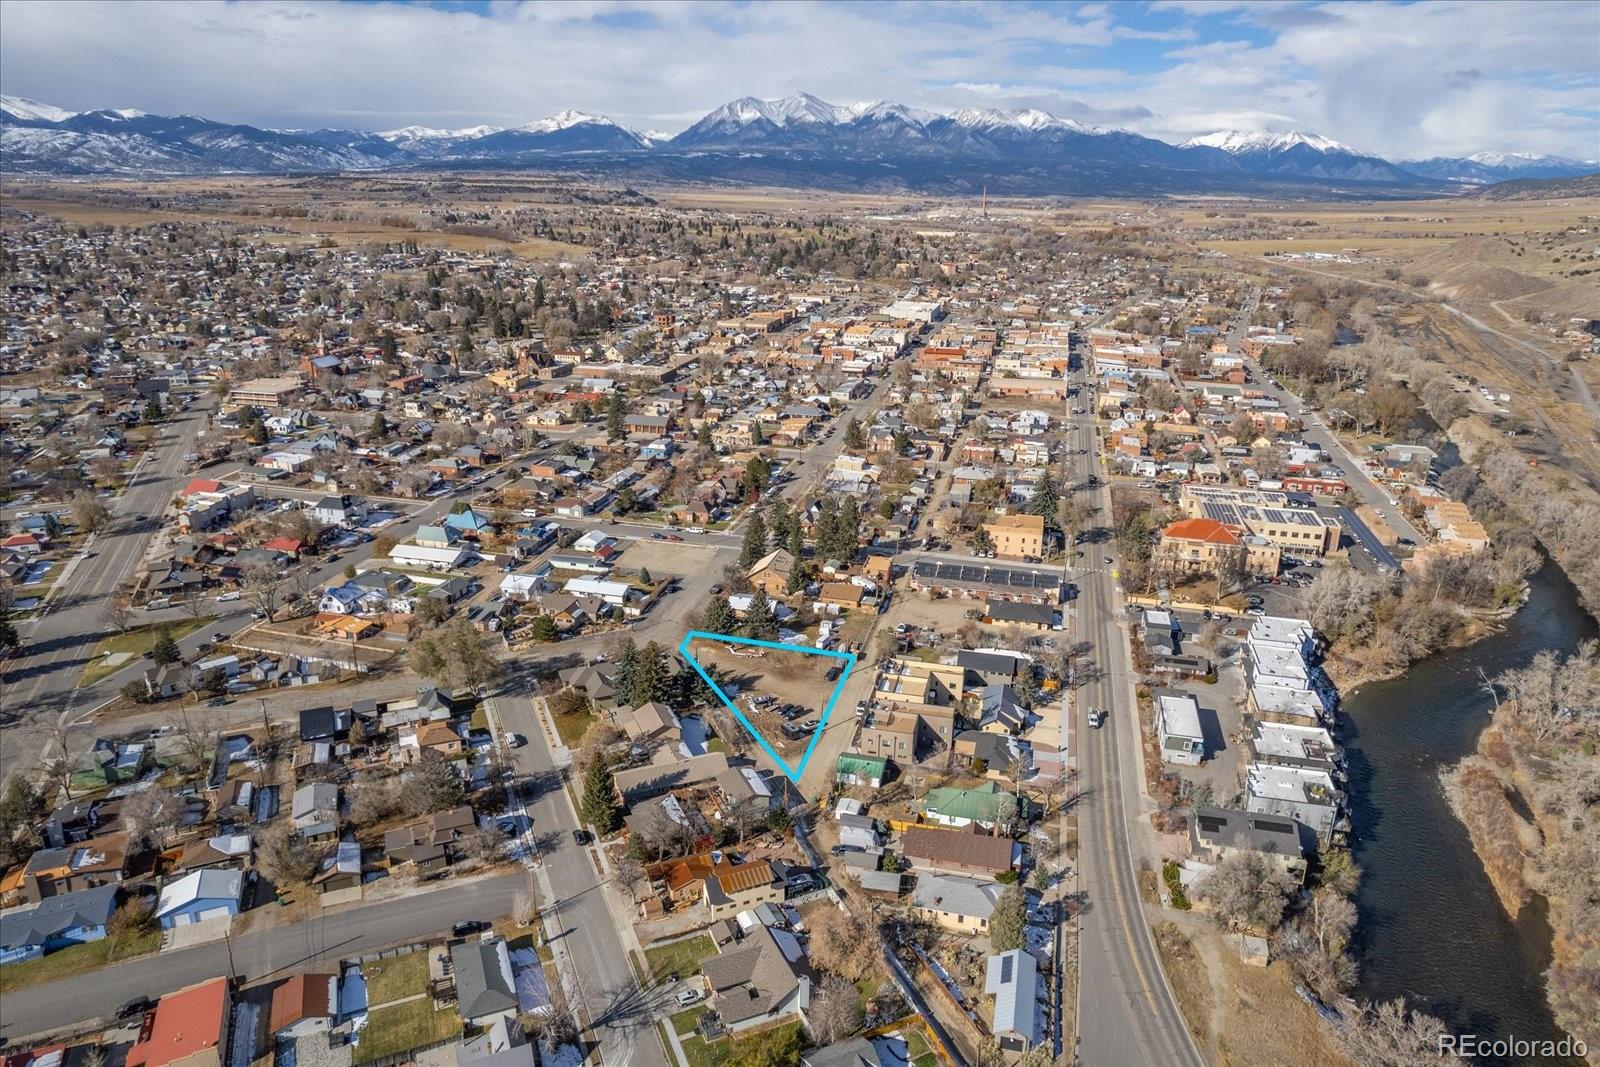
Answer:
983 514 1046 560
900 825 1018 878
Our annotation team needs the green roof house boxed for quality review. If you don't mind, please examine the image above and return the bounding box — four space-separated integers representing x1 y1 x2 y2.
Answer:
921 782 1020 830
836 753 888 789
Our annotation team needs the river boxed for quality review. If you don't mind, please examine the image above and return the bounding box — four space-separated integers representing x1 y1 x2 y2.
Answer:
1343 558 1597 1063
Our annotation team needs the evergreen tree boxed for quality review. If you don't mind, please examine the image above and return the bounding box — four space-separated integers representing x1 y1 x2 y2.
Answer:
785 524 805 562
610 639 640 697
149 627 180 666
573 400 593 422
529 615 558 642
638 568 652 586
891 428 911 454
630 641 668 705
606 392 626 442
697 422 714 448
744 589 779 641
580 758 622 835
701 595 735 635
786 560 809 595
844 417 866 449
369 412 388 442
1027 477 1061 530
739 511 768 569
989 882 1027 952
143 397 164 424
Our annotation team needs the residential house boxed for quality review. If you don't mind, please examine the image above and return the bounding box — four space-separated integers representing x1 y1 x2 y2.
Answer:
701 923 812 1032
0 883 119 965
982 514 1045 559
451 937 520 1025
154 869 242 930
985 950 1043 1052
1156 690 1205 766
746 549 797 598
21 832 130 903
123 977 231 1067
1189 806 1307 884
384 807 478 873
899 826 1018 879
920 783 1018 831
911 872 1006 934
704 859 784 919
291 783 340 839
835 753 888 789
268 973 338 1039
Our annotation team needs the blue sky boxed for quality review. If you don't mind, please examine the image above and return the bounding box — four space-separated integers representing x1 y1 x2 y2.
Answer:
2 0 1597 159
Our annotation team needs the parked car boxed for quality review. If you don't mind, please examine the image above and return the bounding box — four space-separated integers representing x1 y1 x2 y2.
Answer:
572 829 592 846
1088 708 1107 728
117 997 154 1020
503 733 524 748
676 988 702 1007
830 844 863 856
451 920 488 937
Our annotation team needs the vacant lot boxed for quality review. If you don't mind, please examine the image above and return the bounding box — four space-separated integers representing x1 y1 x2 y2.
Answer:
81 616 212 687
643 933 714 983
363 949 429 1006
354 1001 461 1064
685 637 843 762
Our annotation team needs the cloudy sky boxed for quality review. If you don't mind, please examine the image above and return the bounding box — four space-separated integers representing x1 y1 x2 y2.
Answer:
3 0 1597 159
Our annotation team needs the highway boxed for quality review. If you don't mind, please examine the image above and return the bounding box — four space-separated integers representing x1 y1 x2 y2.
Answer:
1068 345 1207 1067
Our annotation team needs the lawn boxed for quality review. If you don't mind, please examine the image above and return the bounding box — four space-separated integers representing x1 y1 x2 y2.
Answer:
0 929 161 994
678 1022 803 1067
902 1027 937 1067
353 1001 461 1064
643 934 714 983
551 704 595 748
670 1004 708 1037
363 950 429 1006
81 616 213 687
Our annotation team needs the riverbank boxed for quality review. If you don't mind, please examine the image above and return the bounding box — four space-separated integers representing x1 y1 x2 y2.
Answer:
1346 559 1597 1064
1442 674 1600 1062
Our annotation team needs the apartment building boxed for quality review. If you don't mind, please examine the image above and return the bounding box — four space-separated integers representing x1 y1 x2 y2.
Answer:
982 513 1046 560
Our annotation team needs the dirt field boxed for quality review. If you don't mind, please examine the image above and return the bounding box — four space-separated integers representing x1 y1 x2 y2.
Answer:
685 636 844 764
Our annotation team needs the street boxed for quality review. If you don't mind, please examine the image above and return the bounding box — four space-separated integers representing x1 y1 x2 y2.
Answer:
1068 342 1207 1067
0 870 528 1041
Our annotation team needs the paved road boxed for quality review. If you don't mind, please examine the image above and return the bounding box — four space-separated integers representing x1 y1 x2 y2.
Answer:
1069 346 1206 1067
1 398 217 766
0 870 527 1042
491 690 670 1067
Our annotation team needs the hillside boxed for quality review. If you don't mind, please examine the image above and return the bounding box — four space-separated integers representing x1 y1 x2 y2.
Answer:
1406 236 1555 304
1468 173 1600 201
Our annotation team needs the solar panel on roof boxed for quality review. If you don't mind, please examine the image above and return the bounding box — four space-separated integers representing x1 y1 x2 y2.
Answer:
1198 815 1227 833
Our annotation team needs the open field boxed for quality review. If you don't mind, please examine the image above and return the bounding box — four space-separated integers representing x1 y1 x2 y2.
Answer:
80 616 213 687
685 637 842 763
8 187 590 261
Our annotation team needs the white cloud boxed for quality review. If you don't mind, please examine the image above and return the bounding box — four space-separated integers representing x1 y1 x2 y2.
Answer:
0 0 1593 159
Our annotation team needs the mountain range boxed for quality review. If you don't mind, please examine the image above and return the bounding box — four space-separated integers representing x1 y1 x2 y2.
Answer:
2 91 1594 197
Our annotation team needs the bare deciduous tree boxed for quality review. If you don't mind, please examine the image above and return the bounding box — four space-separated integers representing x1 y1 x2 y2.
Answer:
806 975 863 1045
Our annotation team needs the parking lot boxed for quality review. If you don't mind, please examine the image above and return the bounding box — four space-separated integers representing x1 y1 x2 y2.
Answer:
684 637 846 765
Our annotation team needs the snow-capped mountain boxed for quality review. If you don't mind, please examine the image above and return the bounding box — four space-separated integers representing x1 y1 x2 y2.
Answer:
377 124 506 154
1184 129 1353 154
1402 152 1599 185
454 110 649 155
0 95 77 123
3 89 1578 196
1180 128 1418 184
